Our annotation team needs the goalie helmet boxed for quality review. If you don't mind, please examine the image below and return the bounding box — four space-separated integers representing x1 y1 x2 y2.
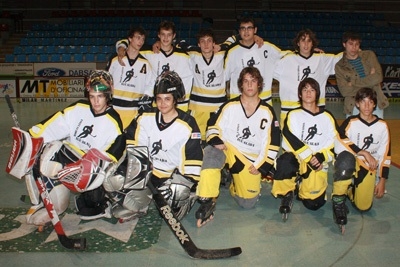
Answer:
153 71 185 101
86 70 114 102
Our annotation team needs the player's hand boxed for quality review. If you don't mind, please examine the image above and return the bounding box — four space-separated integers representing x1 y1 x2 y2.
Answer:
213 44 221 53
358 150 378 171
254 35 264 48
313 47 325 53
374 177 386 198
248 165 260 175
153 40 161 53
214 144 227 151
117 46 126 66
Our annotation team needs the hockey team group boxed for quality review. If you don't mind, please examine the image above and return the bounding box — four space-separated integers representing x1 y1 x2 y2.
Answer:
5 17 391 250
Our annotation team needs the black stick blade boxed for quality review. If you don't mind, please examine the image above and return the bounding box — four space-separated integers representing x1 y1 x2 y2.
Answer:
58 235 87 250
188 247 242 259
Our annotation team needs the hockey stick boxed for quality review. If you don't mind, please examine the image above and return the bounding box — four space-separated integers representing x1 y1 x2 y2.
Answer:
5 94 86 250
147 181 242 259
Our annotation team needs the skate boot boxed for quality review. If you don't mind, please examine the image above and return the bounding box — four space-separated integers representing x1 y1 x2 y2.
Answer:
332 195 349 234
195 197 216 227
279 191 294 222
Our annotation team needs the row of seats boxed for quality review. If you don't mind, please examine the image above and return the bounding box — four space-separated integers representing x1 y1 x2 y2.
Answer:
6 53 110 63
14 45 114 55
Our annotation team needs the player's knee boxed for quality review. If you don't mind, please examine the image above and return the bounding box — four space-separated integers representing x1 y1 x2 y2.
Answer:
202 145 226 170
232 194 260 209
301 192 326 211
334 151 356 182
274 152 299 181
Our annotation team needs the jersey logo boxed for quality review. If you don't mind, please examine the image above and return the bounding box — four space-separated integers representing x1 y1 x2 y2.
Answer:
77 124 96 138
237 126 255 141
361 134 378 150
161 63 170 74
247 57 259 67
207 70 216 84
300 66 315 81
304 124 321 141
151 139 167 156
123 68 137 83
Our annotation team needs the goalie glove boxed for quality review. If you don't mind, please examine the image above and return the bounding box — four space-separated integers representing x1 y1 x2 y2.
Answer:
59 148 112 192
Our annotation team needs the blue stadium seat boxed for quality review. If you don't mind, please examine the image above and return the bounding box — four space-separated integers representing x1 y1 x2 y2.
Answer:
27 54 38 62
85 53 95 62
5 54 15 63
73 53 84 62
39 54 49 62
61 54 73 62
50 54 60 62
13 46 24 54
96 53 108 62
15 54 26 62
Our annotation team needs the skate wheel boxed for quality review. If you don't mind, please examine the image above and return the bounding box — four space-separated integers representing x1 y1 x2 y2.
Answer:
340 225 345 235
37 225 45 232
282 213 289 222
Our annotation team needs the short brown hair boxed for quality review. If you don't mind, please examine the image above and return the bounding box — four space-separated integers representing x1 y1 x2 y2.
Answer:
238 67 264 94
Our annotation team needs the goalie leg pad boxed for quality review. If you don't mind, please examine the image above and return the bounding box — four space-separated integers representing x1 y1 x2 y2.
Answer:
25 171 40 205
26 178 70 225
39 141 64 178
6 127 44 179
122 187 153 212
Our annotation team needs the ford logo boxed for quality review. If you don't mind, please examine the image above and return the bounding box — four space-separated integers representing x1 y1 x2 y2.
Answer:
37 68 66 77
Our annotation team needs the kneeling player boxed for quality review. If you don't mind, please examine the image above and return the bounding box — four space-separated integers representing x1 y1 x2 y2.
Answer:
196 67 280 227
6 70 125 226
125 71 203 220
334 87 391 233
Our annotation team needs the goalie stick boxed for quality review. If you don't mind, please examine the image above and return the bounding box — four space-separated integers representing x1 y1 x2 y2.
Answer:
5 94 86 250
147 181 242 259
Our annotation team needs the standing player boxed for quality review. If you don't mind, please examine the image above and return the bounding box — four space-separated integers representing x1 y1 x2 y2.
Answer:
335 31 389 118
107 27 155 129
224 17 286 105
16 70 125 225
185 29 227 141
333 87 391 233
271 78 338 222
196 67 280 227
125 71 203 220
140 21 193 111
273 29 342 124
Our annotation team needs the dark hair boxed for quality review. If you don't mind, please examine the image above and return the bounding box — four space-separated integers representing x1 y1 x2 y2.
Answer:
158 21 176 34
196 28 215 43
342 31 362 44
355 87 377 108
293 29 319 51
238 67 264 94
298 77 320 104
128 26 146 38
239 17 256 28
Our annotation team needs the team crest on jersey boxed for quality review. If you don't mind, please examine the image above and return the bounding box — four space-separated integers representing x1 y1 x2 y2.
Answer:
150 139 167 156
298 65 316 81
122 68 137 83
302 123 321 146
360 133 379 151
236 125 255 146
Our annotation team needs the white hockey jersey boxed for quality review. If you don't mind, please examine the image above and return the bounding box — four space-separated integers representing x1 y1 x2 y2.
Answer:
188 50 227 112
29 100 125 161
274 51 341 114
224 41 284 104
141 47 193 110
126 109 203 180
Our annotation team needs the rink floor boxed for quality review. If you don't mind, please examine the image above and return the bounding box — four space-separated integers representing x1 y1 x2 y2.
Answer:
1 99 399 267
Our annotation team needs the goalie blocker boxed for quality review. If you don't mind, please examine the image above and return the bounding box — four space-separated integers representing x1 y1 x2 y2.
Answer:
6 127 44 179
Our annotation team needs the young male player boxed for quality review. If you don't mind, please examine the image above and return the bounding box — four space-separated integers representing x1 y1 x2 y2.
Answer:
196 66 280 227
11 70 126 226
107 27 155 129
333 87 391 233
125 71 203 220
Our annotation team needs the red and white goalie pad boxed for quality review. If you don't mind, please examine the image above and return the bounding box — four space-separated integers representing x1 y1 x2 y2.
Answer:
5 127 44 179
58 148 112 192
